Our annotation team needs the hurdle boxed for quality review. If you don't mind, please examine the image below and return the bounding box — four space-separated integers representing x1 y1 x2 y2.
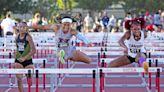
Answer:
0 58 48 64
77 46 164 52
98 67 162 92
100 58 164 64
0 67 162 92
0 68 97 92
0 31 163 91
100 57 164 91
0 58 47 88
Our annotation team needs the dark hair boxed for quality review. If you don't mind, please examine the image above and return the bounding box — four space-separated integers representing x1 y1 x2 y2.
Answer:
20 22 27 25
125 18 145 30
62 16 72 19
156 12 159 14
127 12 131 15
17 22 27 27
6 13 11 17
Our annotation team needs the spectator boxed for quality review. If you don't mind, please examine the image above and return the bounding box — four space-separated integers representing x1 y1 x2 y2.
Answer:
54 14 62 24
100 11 109 32
153 12 162 26
161 11 164 31
153 12 162 32
93 12 103 32
123 12 132 32
109 15 117 32
42 17 48 25
84 12 93 33
27 13 41 32
1 12 15 36
74 13 83 32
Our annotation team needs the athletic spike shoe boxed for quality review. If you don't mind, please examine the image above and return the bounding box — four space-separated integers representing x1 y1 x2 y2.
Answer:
58 49 65 64
143 62 149 74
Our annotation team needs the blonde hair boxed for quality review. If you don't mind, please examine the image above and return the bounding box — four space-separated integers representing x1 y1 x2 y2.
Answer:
34 13 40 18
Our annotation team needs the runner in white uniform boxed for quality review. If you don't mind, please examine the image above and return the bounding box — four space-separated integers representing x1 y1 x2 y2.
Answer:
107 18 148 73
127 30 146 58
32 16 92 64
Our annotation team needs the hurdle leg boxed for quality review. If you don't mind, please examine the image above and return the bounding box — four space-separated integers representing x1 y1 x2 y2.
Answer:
92 70 96 92
101 60 105 91
43 60 46 92
155 59 158 90
98 53 100 67
58 61 61 85
35 70 39 92
156 69 160 92
148 60 152 90
99 69 104 92
27 70 32 92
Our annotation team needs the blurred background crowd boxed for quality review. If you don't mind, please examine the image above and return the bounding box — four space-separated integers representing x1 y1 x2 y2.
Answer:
0 0 164 36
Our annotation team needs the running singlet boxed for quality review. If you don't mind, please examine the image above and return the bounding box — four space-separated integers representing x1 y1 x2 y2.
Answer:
16 33 31 60
126 31 146 58
56 29 72 48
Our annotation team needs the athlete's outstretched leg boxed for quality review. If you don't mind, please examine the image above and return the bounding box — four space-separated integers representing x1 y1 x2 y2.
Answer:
107 55 132 67
71 50 92 64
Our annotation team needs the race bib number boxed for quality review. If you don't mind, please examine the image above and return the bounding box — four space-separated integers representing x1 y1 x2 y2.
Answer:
17 43 25 51
129 44 142 53
129 48 141 53
58 43 68 48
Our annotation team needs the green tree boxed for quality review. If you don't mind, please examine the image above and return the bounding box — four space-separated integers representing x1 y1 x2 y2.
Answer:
15 0 35 14
77 0 109 11
0 0 37 16
56 0 76 11
120 0 164 13
0 0 19 15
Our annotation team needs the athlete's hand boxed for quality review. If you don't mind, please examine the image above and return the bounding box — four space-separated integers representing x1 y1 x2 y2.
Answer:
123 47 128 55
135 53 140 62
18 57 26 62
86 43 93 47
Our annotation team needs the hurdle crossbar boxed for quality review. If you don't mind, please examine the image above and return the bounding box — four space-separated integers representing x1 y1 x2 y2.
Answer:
100 58 164 64
34 68 95 74
0 68 162 74
99 67 162 73
0 69 33 74
0 58 47 64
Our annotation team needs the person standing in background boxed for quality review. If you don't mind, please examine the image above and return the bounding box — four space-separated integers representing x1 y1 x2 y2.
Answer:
153 11 162 32
74 13 83 32
101 11 109 32
123 12 132 32
84 12 93 33
1 12 16 36
93 12 102 32
109 15 117 33
27 13 41 32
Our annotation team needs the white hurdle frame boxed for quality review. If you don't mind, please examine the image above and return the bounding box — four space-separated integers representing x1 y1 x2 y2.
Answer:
0 67 162 92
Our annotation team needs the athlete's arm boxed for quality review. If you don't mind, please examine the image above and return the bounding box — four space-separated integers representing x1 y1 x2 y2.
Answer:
14 35 19 58
23 35 36 61
118 31 130 49
71 29 90 45
29 24 60 32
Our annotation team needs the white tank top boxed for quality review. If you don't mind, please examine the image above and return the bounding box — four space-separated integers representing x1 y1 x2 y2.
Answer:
55 29 72 48
127 31 146 58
